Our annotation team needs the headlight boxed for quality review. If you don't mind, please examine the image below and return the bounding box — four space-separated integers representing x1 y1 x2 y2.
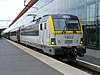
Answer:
51 41 55 45
51 38 56 45
80 38 83 44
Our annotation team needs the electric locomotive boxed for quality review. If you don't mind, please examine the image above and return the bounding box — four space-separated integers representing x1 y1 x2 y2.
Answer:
19 14 86 60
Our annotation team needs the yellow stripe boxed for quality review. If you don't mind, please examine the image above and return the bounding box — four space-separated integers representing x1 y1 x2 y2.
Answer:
47 16 83 34
80 21 83 34
47 16 55 34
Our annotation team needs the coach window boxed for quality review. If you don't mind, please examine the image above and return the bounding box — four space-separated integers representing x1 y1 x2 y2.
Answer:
99 25 100 47
44 23 46 29
98 2 100 21
86 3 96 25
40 23 42 30
87 6 90 23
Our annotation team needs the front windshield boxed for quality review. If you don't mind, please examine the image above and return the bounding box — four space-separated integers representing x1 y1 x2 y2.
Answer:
53 18 80 31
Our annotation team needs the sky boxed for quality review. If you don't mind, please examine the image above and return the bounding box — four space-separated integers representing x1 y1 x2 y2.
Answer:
0 0 47 29
0 0 27 29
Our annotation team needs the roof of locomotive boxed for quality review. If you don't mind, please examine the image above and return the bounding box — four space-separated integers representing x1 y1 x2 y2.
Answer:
51 14 78 20
40 14 78 21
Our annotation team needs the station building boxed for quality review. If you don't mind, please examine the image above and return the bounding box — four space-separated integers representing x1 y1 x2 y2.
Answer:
31 0 100 49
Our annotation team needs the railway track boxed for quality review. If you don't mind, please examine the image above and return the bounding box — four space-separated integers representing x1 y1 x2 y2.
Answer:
56 58 100 75
70 61 99 75
76 59 100 74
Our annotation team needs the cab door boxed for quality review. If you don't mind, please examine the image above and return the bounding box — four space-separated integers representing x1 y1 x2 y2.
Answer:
43 22 47 45
39 22 47 45
39 23 44 45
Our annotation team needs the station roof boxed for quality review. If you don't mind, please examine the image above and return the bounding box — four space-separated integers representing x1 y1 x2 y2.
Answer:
9 0 38 27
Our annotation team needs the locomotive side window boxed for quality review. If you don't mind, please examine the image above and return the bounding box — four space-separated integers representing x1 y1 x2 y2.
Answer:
40 23 42 30
44 23 46 29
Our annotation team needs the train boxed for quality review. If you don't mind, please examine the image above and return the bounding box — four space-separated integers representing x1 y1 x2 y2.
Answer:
3 14 86 61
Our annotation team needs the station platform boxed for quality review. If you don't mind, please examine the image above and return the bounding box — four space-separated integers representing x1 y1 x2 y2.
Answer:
0 38 90 75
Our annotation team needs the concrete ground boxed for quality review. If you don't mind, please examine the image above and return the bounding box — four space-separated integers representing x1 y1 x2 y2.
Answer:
0 38 63 75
